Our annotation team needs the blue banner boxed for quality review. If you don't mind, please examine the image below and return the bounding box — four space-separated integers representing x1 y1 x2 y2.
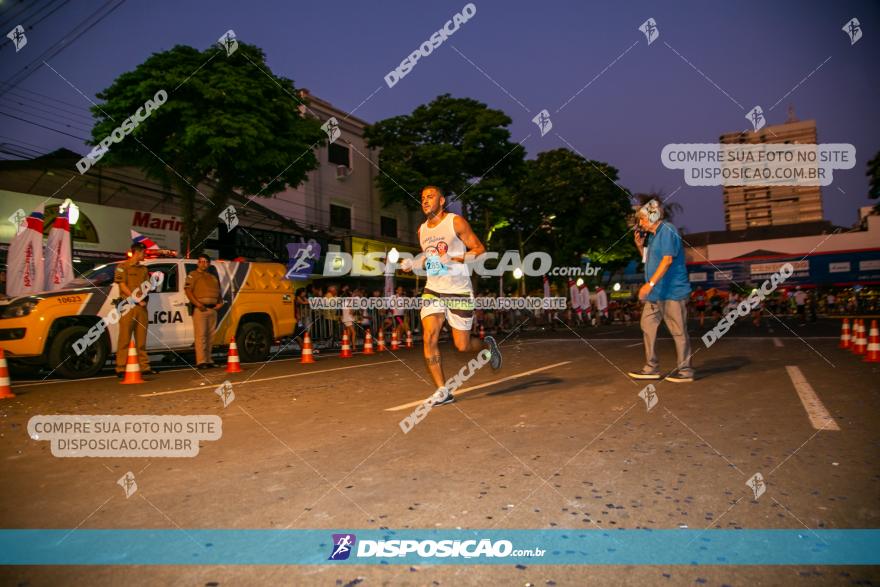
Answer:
685 249 880 288
1 529 878 565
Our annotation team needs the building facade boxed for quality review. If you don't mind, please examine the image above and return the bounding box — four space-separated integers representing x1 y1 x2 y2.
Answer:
253 90 419 248
682 212 880 288
0 91 420 294
720 117 824 230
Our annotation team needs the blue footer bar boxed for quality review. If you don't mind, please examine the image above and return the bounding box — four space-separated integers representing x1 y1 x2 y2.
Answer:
1 529 878 565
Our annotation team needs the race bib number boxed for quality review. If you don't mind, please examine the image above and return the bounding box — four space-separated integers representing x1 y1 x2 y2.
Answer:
425 255 448 277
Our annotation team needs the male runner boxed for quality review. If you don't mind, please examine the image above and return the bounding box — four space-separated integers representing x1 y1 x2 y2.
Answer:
402 186 502 405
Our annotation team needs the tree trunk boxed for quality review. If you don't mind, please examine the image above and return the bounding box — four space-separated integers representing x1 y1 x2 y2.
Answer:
188 177 233 254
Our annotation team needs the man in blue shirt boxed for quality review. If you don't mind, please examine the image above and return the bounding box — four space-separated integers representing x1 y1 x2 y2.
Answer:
627 199 695 383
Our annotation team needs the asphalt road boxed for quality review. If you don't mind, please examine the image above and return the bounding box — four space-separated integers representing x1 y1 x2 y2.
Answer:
1 317 878 585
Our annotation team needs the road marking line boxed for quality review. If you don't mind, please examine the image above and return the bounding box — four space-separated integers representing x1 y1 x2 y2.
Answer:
384 361 572 412
14 373 118 387
773 338 784 347
785 365 840 431
14 364 205 387
139 360 400 397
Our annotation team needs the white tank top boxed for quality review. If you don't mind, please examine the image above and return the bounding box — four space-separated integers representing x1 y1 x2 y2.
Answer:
419 213 472 294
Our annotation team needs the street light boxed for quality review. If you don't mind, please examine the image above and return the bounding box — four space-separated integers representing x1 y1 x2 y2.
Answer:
387 247 399 264
576 278 584 287
513 267 524 280
613 282 621 292
60 198 79 225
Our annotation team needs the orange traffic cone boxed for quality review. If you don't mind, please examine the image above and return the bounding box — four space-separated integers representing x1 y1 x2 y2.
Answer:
839 318 851 349
849 320 860 354
479 324 485 340
300 331 316 364
225 337 243 373
852 320 867 355
377 328 386 352
865 320 880 363
120 341 145 384
0 349 15 399
406 330 413 349
340 332 353 358
391 330 400 350
363 330 375 355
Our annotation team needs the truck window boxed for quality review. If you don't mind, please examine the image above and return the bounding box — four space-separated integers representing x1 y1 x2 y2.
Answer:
67 263 118 287
148 264 180 293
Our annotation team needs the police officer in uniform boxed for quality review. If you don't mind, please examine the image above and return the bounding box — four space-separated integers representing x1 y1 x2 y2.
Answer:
115 242 154 377
185 254 224 368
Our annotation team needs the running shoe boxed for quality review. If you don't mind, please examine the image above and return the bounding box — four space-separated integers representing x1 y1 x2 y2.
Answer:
431 387 455 406
484 335 502 370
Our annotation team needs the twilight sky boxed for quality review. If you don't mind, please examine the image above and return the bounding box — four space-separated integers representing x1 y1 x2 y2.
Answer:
1 0 878 232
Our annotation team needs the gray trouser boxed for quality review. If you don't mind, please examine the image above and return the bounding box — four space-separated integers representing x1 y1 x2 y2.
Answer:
641 299 694 376
193 307 218 365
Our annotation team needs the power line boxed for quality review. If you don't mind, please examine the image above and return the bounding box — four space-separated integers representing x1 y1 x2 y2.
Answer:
0 146 39 159
7 87 93 115
0 0 70 52
0 134 56 152
25 0 72 31
0 94 95 127
0 110 89 140
0 0 127 98
0 0 49 30
0 104 91 132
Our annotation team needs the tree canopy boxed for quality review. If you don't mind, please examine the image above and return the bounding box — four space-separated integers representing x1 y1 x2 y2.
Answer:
89 42 326 251
364 93 525 227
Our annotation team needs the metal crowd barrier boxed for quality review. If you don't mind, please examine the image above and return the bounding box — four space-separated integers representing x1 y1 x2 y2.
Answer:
295 304 424 350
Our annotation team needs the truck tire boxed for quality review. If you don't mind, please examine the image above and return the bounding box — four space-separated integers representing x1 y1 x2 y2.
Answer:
47 325 109 379
236 321 271 363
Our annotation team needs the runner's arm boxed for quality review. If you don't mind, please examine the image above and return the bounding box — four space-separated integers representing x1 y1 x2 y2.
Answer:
452 215 486 263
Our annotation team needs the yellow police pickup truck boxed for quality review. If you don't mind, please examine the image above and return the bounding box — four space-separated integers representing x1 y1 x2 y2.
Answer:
0 255 296 378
